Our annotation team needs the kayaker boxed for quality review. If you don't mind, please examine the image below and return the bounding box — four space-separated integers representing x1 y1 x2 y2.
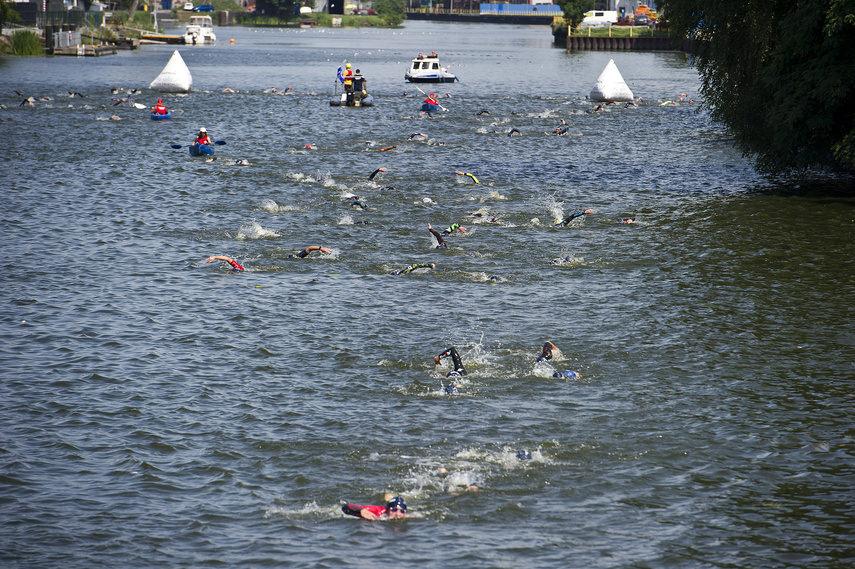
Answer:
435 347 467 377
555 209 595 227
151 98 168 115
342 496 408 520
206 255 244 272
287 246 331 259
194 127 212 146
424 93 439 106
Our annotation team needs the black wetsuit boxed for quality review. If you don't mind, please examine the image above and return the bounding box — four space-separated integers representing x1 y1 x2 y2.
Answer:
391 263 433 275
537 342 554 362
555 212 588 227
437 347 467 376
429 227 447 248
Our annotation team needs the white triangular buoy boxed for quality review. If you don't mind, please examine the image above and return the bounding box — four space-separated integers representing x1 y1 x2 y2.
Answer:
149 50 193 93
589 59 633 102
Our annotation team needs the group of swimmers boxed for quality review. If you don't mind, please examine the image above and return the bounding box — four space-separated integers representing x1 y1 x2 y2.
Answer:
340 339 575 520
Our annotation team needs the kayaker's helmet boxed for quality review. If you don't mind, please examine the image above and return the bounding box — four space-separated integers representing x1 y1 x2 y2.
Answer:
157 98 163 103
346 63 351 69
199 127 207 132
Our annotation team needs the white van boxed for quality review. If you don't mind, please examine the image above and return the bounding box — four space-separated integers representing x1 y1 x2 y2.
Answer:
580 10 618 28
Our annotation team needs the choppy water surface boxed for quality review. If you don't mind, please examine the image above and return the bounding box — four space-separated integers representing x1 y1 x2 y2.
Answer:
2 21 853 569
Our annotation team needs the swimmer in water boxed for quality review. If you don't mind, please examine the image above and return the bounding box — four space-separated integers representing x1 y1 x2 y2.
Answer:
455 171 479 184
476 110 491 116
350 196 367 210
619 217 635 224
368 167 386 181
427 224 447 249
555 209 595 227
441 223 466 236
508 128 522 137
342 496 408 520
536 341 558 362
408 133 428 140
553 370 580 379
206 255 244 271
435 346 467 377
554 126 569 135
516 450 532 460
390 262 435 275
287 246 331 258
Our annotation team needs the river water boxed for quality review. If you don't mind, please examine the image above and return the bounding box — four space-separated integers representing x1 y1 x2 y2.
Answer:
1 21 853 569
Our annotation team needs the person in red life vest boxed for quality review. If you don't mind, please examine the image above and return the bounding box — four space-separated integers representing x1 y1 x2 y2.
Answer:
342 496 408 520
151 98 168 115
424 93 439 106
206 255 244 271
194 127 212 146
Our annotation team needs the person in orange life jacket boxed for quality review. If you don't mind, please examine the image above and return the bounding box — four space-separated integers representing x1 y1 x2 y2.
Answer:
424 93 439 106
343 63 354 93
151 98 168 115
206 255 244 271
342 496 408 520
435 346 467 377
194 127 212 146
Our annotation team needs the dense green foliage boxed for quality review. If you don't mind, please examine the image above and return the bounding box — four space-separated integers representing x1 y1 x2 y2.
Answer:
9 30 42 55
661 0 855 174
555 0 594 29
374 0 405 25
1 0 21 29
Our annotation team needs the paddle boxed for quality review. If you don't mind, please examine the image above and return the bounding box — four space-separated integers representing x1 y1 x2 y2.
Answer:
170 141 227 149
415 86 448 111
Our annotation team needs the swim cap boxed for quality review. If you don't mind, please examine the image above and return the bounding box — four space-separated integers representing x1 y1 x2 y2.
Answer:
199 127 207 132
157 98 163 103
446 370 461 377
516 450 532 460
386 496 407 512
346 63 351 68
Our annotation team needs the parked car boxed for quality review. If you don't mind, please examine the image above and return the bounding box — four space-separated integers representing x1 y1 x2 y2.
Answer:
633 15 651 26
193 3 214 11
183 2 194 10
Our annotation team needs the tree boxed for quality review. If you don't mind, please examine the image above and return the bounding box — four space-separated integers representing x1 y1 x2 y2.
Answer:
1 0 22 29
374 0 405 25
660 0 855 174
555 0 594 30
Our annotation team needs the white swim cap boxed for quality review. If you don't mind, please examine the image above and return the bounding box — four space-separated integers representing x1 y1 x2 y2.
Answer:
199 127 207 132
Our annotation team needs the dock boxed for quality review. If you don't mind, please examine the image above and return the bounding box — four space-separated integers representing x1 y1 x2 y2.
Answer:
140 33 185 45
51 45 118 56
